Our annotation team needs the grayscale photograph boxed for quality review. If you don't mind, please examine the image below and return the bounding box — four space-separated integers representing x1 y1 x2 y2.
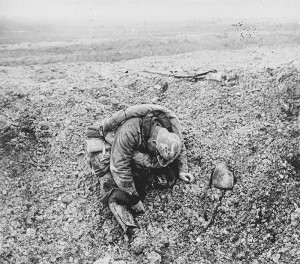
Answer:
0 0 300 263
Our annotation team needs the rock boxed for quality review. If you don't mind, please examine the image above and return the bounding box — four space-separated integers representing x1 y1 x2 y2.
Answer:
281 103 289 113
0 115 9 130
40 124 50 130
271 253 281 263
151 97 159 103
161 82 168 93
93 254 111 264
290 154 300 172
26 228 36 237
36 215 44 221
174 256 186 264
131 229 149 255
226 72 239 81
237 252 245 260
206 71 224 81
291 208 300 226
102 219 113 233
146 251 161 264
64 119 72 127
62 195 73 205
277 70 293 82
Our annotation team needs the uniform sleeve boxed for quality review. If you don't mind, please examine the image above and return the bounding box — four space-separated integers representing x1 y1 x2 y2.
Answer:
165 112 189 173
104 104 189 174
176 142 189 173
110 121 140 195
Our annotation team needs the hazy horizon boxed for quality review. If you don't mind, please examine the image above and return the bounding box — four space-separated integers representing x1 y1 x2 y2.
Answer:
0 0 299 23
1 0 299 47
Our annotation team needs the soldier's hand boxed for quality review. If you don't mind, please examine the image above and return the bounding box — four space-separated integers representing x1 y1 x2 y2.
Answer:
179 172 194 183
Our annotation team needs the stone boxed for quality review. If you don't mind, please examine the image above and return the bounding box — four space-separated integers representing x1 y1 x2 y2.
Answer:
93 253 111 264
26 228 36 237
62 195 73 205
146 251 161 264
174 256 186 264
291 208 300 226
272 253 281 263
151 97 159 103
161 82 168 93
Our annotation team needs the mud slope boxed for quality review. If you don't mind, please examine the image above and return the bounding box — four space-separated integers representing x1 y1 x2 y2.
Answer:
1 46 300 264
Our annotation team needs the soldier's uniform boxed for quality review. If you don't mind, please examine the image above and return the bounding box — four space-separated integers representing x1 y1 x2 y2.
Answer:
87 104 189 233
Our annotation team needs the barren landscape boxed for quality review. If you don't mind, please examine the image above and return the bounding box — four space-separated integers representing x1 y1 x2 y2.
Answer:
0 19 300 263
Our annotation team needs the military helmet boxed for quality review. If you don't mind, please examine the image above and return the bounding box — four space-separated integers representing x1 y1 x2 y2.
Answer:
211 162 234 190
155 128 181 167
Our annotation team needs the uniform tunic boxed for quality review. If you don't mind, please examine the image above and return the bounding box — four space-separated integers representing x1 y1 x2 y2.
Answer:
89 104 188 205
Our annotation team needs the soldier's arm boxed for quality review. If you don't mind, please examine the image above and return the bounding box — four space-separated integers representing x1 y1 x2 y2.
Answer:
110 121 140 196
177 141 195 183
167 116 194 182
176 143 189 173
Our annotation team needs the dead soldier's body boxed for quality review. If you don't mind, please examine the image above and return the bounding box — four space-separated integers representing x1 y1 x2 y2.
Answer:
86 104 194 253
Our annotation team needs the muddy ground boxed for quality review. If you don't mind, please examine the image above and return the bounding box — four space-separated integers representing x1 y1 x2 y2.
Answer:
0 44 300 264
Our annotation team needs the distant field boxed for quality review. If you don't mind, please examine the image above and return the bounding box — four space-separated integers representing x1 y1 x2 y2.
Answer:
0 18 299 66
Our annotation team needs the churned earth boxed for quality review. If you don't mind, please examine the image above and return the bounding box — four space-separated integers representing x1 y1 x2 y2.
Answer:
0 44 300 264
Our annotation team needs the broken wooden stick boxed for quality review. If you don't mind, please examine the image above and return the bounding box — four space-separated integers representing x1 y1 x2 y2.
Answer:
143 69 217 81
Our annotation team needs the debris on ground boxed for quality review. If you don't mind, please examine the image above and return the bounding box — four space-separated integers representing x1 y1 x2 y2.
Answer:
1 46 300 263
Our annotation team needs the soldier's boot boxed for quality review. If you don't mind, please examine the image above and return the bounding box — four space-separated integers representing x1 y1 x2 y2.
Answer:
108 202 138 233
108 202 148 254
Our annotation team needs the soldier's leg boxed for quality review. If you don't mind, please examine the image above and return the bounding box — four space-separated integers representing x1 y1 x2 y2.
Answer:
87 145 147 250
108 202 138 233
95 175 148 254
132 167 152 199
106 189 147 254
98 172 138 233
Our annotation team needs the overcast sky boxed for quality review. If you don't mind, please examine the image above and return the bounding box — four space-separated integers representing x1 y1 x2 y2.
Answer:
0 0 299 22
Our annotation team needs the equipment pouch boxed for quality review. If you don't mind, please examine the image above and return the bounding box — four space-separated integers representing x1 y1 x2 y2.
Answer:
86 138 111 177
86 138 111 154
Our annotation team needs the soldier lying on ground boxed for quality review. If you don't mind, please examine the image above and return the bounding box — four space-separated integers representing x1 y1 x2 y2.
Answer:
86 104 194 252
